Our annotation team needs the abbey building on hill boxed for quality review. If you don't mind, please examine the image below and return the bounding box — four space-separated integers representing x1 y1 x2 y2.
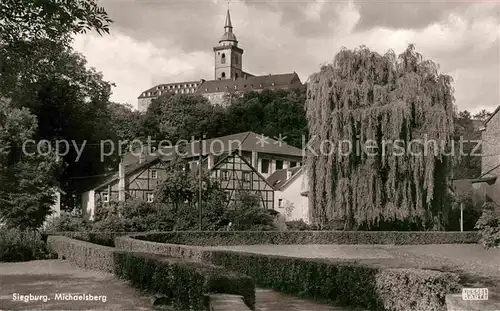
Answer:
137 9 303 112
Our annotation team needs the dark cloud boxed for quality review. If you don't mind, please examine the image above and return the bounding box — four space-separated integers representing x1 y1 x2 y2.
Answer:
101 0 221 52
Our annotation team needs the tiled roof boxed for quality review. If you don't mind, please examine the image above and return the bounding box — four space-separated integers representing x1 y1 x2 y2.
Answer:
196 73 302 94
485 105 500 125
267 166 302 190
155 131 304 158
80 132 303 193
138 80 202 98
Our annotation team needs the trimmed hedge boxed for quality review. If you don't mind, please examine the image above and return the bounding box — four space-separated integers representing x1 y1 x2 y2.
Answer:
0 227 54 262
113 251 255 310
43 231 140 247
47 236 116 272
208 250 460 311
133 231 480 246
115 236 210 262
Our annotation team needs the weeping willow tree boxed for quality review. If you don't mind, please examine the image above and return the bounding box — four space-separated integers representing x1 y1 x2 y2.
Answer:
305 45 455 230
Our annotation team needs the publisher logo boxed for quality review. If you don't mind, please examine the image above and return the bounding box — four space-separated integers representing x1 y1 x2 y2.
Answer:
462 288 488 301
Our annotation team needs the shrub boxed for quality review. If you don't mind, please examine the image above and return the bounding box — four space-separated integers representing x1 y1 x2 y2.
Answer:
0 227 53 262
285 220 310 231
43 211 90 232
475 205 500 249
113 251 255 310
208 250 460 311
91 200 175 232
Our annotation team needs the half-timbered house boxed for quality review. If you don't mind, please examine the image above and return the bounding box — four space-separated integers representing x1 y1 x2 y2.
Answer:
80 131 303 220
210 151 275 209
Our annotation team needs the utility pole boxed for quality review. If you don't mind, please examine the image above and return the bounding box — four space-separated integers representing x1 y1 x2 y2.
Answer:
199 134 203 231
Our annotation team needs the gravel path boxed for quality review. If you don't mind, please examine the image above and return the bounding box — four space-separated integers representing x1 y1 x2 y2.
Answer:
0 260 153 311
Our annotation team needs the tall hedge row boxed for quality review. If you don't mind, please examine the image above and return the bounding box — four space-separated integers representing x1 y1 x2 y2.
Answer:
208 251 461 311
114 251 255 310
133 231 479 246
47 236 255 310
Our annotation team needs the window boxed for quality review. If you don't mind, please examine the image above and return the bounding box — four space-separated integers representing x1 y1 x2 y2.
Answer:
261 159 269 174
147 193 154 203
278 198 283 208
243 172 250 182
271 82 275 86
221 72 226 79
221 53 226 64
290 161 297 168
190 161 199 171
101 192 109 203
276 160 283 170
151 170 157 179
221 170 229 180
235 73 239 79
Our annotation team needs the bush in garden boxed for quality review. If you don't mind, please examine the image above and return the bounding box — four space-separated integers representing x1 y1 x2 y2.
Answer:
43 211 90 232
226 191 276 231
0 227 53 262
475 202 500 248
285 219 311 231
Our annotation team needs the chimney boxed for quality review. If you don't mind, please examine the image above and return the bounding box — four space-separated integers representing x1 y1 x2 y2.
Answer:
118 159 125 202
139 152 146 164
251 151 258 169
208 154 214 170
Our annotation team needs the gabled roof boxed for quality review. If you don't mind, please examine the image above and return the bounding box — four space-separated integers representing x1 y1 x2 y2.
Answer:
211 150 275 189
196 73 302 94
156 131 303 158
267 166 303 191
80 132 303 193
485 105 500 125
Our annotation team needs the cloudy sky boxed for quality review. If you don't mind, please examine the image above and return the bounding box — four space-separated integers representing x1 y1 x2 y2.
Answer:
73 0 499 113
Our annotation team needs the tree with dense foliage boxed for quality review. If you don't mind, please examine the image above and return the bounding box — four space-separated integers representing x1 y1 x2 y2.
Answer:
0 0 111 45
0 98 61 229
452 110 483 179
0 1 117 203
305 45 455 230
225 87 308 147
473 109 492 122
108 102 142 142
141 87 308 148
142 94 226 143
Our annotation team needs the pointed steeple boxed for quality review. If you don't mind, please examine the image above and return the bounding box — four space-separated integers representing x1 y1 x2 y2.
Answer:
219 8 237 45
225 9 233 31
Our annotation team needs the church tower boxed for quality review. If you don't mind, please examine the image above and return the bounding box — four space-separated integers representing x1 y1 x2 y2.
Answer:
213 9 244 80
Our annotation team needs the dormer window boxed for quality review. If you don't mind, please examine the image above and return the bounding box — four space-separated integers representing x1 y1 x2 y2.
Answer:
259 84 263 87
234 85 237 89
271 82 275 86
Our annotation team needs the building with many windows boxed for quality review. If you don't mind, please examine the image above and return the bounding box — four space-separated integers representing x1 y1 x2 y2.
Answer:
137 9 302 111
80 132 303 220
